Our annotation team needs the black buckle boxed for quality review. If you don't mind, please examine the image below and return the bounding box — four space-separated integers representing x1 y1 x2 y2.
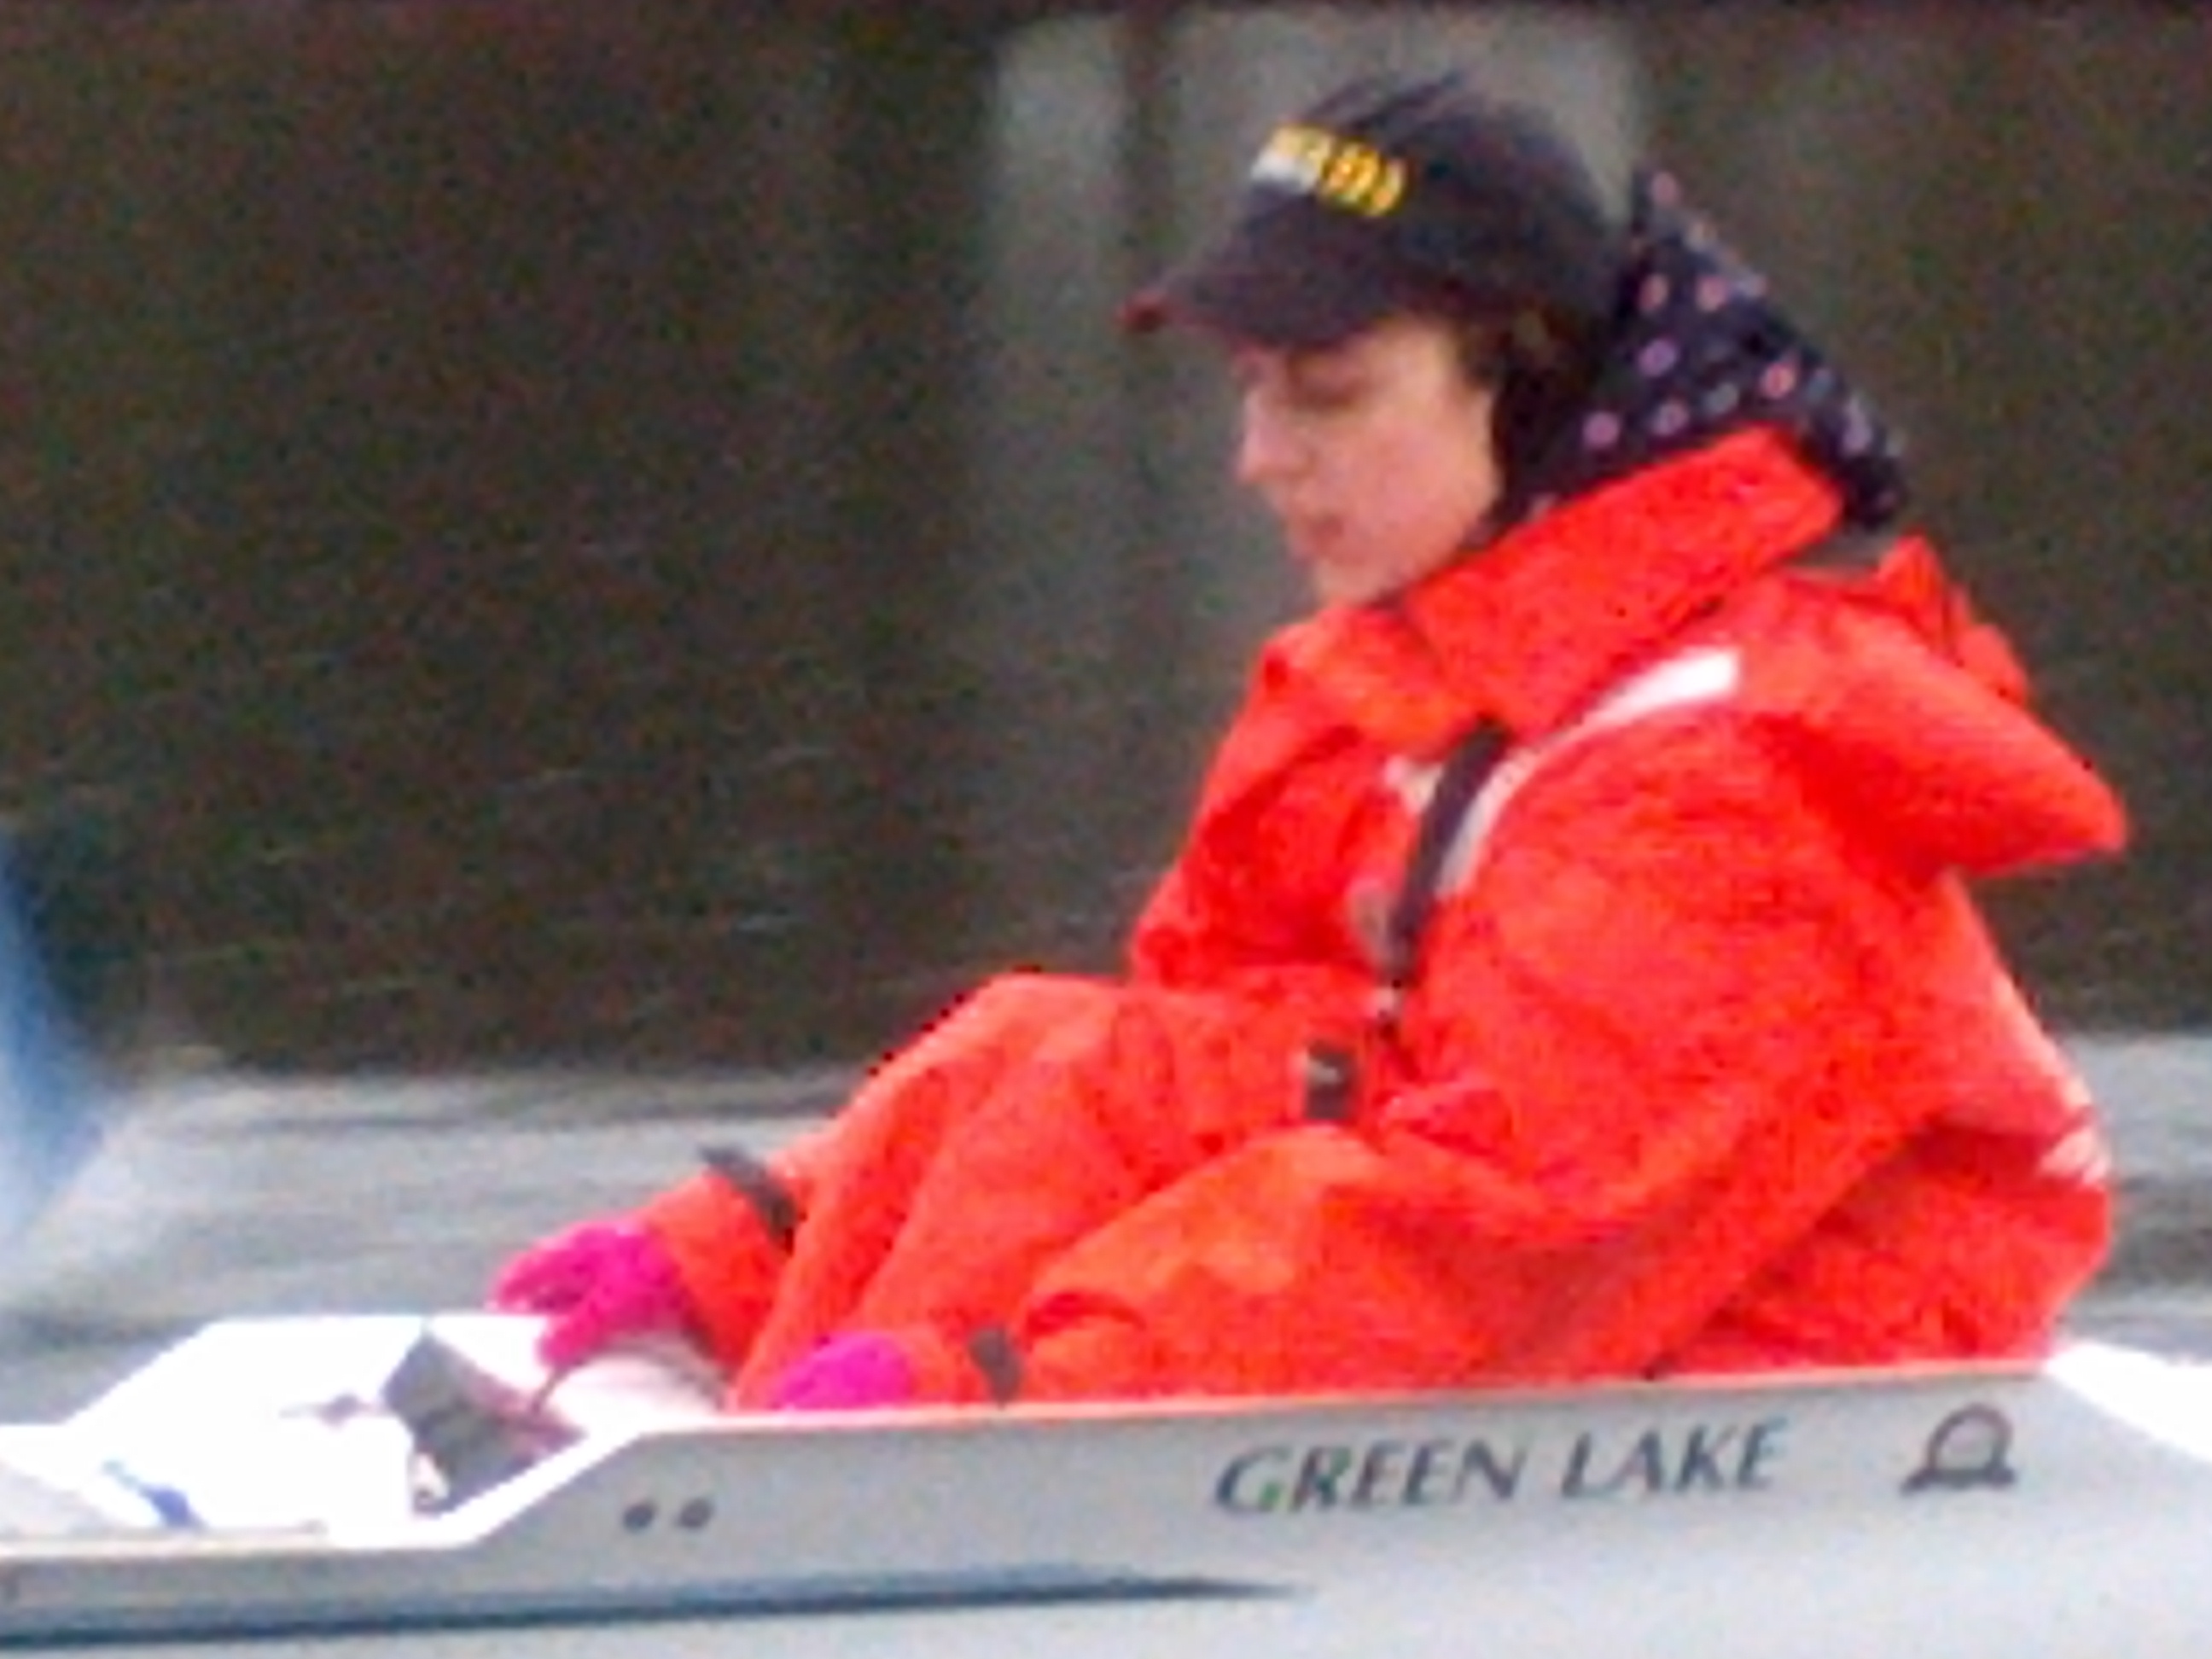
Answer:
381 1332 574 1511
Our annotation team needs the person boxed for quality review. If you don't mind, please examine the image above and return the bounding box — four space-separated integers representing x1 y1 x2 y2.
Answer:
492 69 2126 1409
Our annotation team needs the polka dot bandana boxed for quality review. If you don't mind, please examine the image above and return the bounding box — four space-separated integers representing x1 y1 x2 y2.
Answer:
1505 169 1908 533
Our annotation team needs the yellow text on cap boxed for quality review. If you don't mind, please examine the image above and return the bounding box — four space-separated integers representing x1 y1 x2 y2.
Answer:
1250 125 1410 219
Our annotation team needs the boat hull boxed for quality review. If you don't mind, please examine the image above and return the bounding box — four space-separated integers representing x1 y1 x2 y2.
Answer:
3 1314 2209 1656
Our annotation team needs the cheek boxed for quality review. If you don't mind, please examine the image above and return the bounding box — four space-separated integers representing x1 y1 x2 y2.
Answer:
1362 423 1498 550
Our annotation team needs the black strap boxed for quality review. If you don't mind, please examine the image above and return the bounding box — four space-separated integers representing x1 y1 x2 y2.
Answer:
965 1327 1023 1405
701 1146 800 1252
1789 524 1897 576
1376 720 1512 1016
1300 1043 1359 1123
1300 719 1510 1120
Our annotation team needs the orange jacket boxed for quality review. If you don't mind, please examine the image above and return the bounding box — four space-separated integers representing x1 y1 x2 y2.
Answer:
648 428 2124 1404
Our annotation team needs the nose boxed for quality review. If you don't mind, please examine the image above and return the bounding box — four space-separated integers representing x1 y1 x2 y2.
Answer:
1235 391 1304 490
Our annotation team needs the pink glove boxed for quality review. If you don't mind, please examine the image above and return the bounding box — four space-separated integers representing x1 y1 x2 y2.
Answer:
766 1332 920 1412
489 1220 694 1371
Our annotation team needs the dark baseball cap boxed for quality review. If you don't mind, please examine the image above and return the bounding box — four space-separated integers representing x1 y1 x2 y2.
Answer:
1124 70 1622 349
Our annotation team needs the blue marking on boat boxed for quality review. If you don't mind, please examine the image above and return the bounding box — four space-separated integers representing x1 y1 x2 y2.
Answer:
2 1565 1290 1646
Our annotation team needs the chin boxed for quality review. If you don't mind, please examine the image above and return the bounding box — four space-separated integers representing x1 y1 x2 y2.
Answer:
1313 571 1391 608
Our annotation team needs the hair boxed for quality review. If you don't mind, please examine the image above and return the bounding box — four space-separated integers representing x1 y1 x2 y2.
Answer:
1448 301 1608 502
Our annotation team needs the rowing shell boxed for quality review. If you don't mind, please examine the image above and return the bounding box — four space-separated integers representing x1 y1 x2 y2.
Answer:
2 1313 2207 1656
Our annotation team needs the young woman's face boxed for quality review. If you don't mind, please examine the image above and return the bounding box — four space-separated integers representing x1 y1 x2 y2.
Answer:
1231 313 1503 608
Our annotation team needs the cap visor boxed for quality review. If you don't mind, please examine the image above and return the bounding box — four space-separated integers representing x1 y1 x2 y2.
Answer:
1123 211 1401 348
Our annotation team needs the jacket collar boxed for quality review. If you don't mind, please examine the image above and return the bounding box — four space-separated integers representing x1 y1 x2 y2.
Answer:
1275 428 1844 756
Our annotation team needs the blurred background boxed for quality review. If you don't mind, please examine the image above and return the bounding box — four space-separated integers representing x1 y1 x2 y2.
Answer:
2 2 2203 1074
0 3 2207 1411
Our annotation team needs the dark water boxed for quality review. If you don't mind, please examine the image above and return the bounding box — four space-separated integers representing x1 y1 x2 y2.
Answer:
0 1033 2205 1423
0 4 2205 1081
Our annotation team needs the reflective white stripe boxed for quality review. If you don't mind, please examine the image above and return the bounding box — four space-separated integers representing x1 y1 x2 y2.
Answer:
2039 1120 2112 1185
1385 646 1745 899
1979 952 2109 1184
